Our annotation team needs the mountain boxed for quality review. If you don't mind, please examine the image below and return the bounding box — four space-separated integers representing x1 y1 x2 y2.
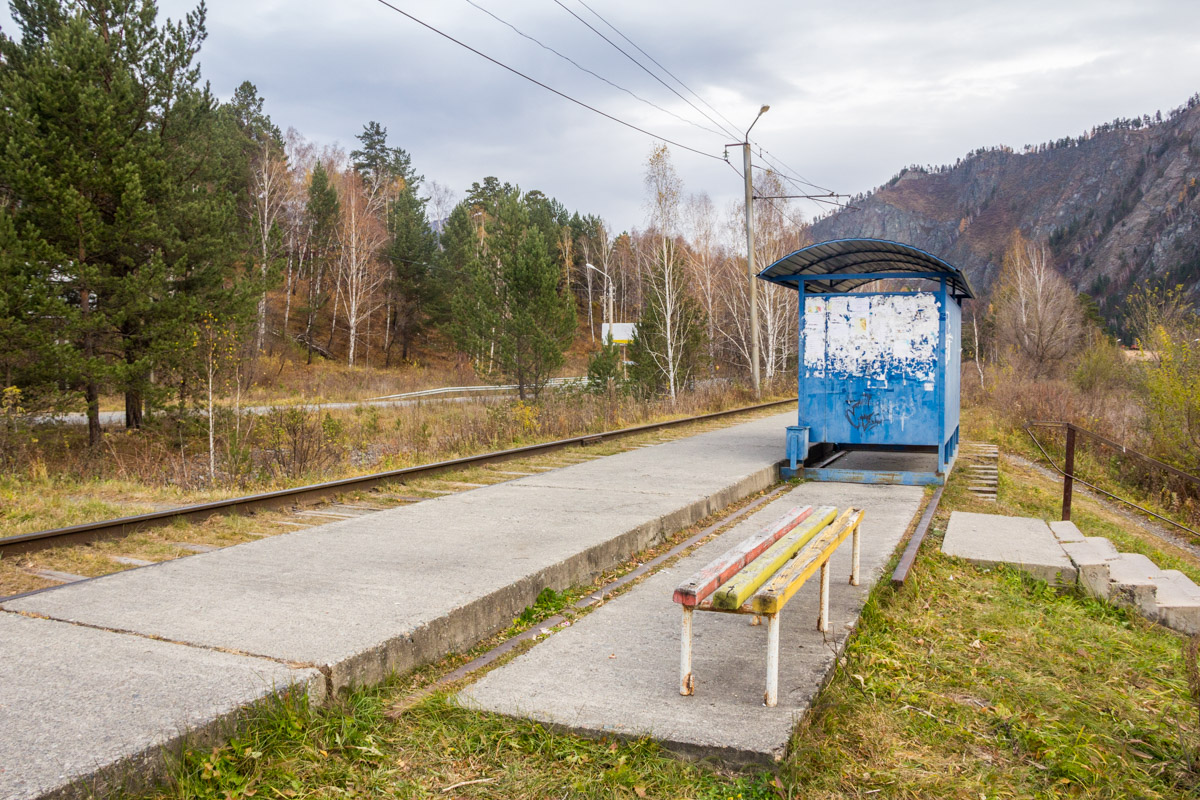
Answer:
810 94 1200 321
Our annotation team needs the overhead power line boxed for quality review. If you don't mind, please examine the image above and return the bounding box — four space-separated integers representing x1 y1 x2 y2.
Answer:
571 0 744 140
564 0 846 210
462 0 728 141
368 0 725 163
551 0 743 143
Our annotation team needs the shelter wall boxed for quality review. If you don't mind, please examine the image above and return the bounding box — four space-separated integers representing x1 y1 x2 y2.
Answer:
799 291 945 447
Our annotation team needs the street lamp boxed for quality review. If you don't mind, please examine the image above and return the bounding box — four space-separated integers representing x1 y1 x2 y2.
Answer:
585 262 615 341
742 105 769 398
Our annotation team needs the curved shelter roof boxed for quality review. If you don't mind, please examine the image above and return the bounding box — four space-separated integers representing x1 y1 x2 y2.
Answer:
757 238 974 299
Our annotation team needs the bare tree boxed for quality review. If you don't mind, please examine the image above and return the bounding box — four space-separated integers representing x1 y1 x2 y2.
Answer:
632 145 705 400
425 179 459 233
991 233 1084 377
684 192 722 372
335 170 389 367
250 138 290 352
751 172 805 382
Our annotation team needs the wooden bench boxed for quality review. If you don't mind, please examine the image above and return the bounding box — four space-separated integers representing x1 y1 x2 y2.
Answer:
672 504 865 706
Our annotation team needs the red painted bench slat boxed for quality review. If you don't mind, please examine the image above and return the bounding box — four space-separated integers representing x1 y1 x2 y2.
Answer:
671 505 813 607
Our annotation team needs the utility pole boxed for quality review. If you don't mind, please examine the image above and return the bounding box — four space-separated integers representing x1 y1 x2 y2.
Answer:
732 105 770 398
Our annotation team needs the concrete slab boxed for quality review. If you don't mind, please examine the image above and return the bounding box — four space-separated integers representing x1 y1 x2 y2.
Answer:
456 482 924 765
1152 571 1200 634
1049 520 1086 543
1106 553 1164 615
942 512 1077 586
1062 537 1121 598
0 612 322 800
3 413 792 692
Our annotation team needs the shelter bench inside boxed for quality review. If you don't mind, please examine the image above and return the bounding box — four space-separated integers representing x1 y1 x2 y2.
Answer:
672 504 864 707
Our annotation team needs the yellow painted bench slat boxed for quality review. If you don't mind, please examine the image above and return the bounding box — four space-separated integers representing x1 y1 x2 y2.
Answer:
708 506 838 610
751 509 864 614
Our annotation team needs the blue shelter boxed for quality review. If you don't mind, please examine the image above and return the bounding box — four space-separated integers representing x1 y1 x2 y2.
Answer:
758 238 974 485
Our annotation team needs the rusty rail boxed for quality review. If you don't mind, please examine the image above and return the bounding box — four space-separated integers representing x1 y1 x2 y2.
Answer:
0 397 798 556
890 484 944 587
1023 421 1200 538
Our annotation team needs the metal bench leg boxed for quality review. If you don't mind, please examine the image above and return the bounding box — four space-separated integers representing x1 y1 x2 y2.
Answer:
765 612 780 707
818 561 830 633
680 607 694 696
850 523 861 587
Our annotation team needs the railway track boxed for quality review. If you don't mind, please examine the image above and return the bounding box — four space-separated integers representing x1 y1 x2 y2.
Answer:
1 398 796 558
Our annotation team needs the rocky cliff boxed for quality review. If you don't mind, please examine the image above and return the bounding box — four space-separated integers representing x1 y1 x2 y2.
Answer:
810 96 1200 320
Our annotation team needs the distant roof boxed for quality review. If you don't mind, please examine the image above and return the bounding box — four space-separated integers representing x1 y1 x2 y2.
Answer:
757 238 974 299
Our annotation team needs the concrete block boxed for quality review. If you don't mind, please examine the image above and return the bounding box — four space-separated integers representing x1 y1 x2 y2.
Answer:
458 482 924 765
1049 520 1085 543
1106 553 1164 615
1151 571 1200 635
0 612 322 800
942 512 1076 586
1061 537 1121 599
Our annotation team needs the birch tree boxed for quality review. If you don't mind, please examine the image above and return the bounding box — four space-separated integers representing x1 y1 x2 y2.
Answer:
990 232 1084 377
334 169 388 367
629 145 706 399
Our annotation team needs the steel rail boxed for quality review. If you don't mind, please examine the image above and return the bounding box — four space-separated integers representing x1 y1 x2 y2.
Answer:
890 484 944 587
1023 422 1200 538
0 398 797 556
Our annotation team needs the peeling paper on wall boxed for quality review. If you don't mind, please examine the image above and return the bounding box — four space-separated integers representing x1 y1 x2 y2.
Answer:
803 293 938 381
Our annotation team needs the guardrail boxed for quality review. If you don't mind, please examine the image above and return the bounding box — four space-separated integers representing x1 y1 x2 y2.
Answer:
1024 420 1199 538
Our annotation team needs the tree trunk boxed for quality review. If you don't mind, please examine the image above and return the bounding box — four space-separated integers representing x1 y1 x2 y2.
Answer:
86 382 101 447
125 388 143 429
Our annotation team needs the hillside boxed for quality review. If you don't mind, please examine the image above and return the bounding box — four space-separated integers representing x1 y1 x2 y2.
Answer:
811 95 1200 322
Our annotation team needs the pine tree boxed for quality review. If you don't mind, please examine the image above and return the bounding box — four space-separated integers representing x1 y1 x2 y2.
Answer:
0 0 249 441
386 187 439 363
451 191 575 399
302 160 340 363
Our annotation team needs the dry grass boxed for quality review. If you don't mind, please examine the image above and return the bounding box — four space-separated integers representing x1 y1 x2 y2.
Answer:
1 398 790 597
129 439 1200 800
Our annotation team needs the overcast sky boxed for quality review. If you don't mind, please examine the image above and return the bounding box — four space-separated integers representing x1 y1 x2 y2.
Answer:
4 1 1199 231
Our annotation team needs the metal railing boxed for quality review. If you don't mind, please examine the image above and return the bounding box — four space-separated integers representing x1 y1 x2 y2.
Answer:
1023 420 1200 538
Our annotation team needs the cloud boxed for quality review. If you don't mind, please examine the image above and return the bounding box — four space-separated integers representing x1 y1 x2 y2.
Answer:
3 0 1197 230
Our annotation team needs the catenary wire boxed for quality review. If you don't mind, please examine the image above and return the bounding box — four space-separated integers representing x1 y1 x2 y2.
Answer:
463 0 729 141
368 0 725 163
723 159 813 237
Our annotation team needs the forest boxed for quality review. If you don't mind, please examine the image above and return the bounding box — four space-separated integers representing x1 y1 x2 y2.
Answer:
0 0 807 437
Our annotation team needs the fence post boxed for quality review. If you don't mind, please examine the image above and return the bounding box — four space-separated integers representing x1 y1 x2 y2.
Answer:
1062 425 1076 521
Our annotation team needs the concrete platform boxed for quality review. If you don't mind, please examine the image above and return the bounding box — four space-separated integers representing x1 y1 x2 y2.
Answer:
2 413 794 798
0 613 323 800
456 482 924 764
4 414 790 693
942 511 1077 586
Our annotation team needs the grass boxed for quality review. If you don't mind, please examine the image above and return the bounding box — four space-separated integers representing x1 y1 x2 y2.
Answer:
4 383 788 535
125 434 1200 800
0 403 789 597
